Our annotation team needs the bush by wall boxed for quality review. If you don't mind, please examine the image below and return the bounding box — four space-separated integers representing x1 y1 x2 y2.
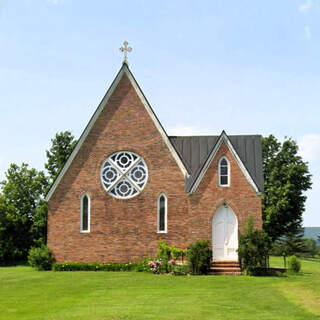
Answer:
187 240 212 275
171 263 190 276
238 216 272 275
155 241 187 273
52 261 150 272
28 245 54 271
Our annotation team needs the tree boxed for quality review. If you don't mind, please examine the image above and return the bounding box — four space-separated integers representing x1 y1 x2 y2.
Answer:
0 195 16 263
45 131 77 183
303 238 317 258
262 135 312 241
0 163 48 263
275 227 307 256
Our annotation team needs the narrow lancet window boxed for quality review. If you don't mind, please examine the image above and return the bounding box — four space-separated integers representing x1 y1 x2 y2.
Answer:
158 194 167 233
81 194 90 232
219 157 229 186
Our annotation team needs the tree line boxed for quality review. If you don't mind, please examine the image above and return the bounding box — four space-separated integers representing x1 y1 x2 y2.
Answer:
0 131 77 264
0 132 315 264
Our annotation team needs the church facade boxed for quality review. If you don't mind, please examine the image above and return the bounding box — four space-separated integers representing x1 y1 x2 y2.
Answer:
46 63 264 263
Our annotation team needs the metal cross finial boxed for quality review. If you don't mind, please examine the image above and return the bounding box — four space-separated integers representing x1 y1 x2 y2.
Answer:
119 41 132 65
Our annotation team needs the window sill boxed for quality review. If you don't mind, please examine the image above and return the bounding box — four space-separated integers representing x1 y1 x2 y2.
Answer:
157 231 167 234
80 230 90 233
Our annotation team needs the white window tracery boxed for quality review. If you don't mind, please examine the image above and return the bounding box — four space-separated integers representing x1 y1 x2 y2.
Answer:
100 151 148 199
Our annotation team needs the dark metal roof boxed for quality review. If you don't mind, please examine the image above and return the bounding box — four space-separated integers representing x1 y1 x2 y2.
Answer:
169 134 264 193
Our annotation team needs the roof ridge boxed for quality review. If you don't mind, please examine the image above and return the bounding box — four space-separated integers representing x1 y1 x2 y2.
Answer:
169 134 262 138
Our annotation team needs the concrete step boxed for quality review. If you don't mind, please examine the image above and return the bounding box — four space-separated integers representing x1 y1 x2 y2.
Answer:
211 260 239 265
209 271 242 276
209 260 241 275
211 262 240 268
211 263 239 268
211 267 241 272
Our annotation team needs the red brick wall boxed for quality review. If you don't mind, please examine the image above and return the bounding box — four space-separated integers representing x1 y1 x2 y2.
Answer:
47 73 262 263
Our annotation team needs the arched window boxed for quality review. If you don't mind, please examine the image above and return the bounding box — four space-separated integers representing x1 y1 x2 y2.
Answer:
219 157 230 186
157 194 167 233
80 193 90 232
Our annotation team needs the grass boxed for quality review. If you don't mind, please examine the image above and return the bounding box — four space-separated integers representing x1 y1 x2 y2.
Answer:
0 257 319 320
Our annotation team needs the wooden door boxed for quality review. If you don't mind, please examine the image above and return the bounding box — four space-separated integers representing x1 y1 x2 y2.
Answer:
212 205 238 261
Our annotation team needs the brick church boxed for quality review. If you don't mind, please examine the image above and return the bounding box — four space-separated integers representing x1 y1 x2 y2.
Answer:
46 46 264 263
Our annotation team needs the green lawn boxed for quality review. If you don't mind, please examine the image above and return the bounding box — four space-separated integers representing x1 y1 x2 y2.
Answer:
0 257 319 320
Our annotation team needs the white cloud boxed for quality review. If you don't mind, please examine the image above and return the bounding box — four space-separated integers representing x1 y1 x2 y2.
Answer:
298 134 320 162
299 0 313 12
304 25 312 39
167 124 204 136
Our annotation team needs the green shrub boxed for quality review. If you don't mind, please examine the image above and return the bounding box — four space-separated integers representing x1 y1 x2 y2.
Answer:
134 259 152 272
187 240 212 275
157 240 171 260
171 264 190 276
288 255 301 273
170 245 183 260
238 216 272 275
28 245 54 271
52 261 148 272
156 240 171 272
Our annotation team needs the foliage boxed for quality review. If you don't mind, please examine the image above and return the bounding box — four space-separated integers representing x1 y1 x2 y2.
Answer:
156 240 171 272
262 135 312 241
238 216 272 274
171 263 190 276
287 255 301 273
157 240 171 260
28 245 54 271
53 261 149 272
170 245 183 260
270 228 317 263
156 240 186 272
302 238 317 258
0 131 77 264
45 131 77 184
0 163 48 263
187 239 212 275
0 195 17 264
31 200 49 246
53 258 189 275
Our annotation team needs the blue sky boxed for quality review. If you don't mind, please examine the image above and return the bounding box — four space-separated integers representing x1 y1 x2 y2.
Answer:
0 0 319 226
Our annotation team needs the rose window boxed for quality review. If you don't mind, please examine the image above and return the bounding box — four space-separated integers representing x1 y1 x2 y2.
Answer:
100 151 148 199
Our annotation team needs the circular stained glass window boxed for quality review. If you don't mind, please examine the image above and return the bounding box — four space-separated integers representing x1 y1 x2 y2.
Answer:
100 151 148 199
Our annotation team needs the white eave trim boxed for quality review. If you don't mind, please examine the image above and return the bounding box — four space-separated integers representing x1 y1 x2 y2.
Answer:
45 64 187 201
189 132 260 195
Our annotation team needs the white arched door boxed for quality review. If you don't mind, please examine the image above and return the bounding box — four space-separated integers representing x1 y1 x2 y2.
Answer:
212 205 238 261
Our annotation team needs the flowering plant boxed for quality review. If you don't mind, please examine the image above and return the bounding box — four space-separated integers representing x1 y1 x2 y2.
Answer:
148 258 163 274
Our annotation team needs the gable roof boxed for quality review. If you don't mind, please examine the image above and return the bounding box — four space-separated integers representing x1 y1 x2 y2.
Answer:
45 63 188 201
170 132 264 194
